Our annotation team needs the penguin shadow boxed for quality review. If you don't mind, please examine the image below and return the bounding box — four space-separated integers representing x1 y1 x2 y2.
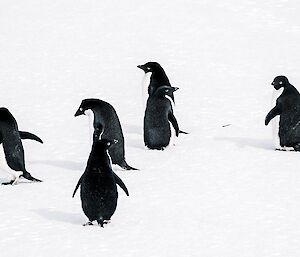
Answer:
29 160 85 171
33 208 83 225
215 136 273 150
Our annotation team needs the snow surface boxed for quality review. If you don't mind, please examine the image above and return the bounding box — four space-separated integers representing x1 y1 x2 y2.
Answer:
1 0 300 256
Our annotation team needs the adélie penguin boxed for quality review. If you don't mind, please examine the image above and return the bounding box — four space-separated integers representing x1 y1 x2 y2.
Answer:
75 99 138 170
265 76 300 151
0 108 43 185
72 138 129 227
144 85 187 150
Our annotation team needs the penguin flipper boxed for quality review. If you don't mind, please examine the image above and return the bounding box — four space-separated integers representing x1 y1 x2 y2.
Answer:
265 104 282 125
168 112 180 136
72 174 83 198
113 172 129 196
19 131 43 144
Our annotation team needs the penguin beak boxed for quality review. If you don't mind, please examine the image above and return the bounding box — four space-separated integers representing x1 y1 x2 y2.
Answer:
271 82 275 86
74 108 84 117
137 65 147 72
173 87 179 91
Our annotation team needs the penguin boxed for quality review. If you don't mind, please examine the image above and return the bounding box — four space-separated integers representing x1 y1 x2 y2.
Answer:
72 138 129 227
0 108 42 185
265 76 300 151
75 99 138 170
144 85 187 150
137 62 175 104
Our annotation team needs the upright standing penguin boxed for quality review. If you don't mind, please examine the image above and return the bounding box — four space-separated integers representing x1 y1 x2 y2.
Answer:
137 62 175 104
265 76 300 151
144 85 186 150
72 138 129 227
75 99 137 170
0 108 43 185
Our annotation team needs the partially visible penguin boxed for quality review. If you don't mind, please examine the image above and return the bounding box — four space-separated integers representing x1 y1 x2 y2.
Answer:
72 138 129 227
265 76 300 151
75 99 138 170
144 85 187 150
0 108 43 185
137 62 175 105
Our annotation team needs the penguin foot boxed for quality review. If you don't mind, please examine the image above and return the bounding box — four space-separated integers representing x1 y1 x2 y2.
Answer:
293 143 300 151
97 219 110 227
275 146 294 151
83 221 94 226
2 180 15 185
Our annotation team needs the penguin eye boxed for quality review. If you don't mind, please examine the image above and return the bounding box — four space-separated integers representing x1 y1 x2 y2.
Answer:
165 89 169 93
147 67 151 70
80 107 83 111
279 81 283 84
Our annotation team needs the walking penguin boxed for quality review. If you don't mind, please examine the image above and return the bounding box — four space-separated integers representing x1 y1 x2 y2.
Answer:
0 107 43 185
72 138 129 227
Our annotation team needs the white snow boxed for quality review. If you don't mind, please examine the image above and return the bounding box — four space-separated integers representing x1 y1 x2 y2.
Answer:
1 0 300 257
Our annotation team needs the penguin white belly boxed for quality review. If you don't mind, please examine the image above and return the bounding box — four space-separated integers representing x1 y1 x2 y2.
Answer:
0 144 23 183
142 72 152 108
165 95 176 148
271 88 293 151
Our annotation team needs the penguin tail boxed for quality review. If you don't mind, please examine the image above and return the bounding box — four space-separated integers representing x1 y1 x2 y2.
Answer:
97 217 104 227
19 131 43 144
22 172 42 183
179 130 188 134
119 161 139 171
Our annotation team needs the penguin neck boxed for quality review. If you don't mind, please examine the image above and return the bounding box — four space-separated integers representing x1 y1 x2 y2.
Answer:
84 109 95 145
88 151 112 172
165 95 175 110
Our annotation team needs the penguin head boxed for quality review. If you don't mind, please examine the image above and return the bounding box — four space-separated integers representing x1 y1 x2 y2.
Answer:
0 107 13 122
154 85 179 97
272 76 289 90
74 99 99 117
137 62 162 73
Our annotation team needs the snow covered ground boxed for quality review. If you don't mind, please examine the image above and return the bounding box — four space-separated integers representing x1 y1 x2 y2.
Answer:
0 0 300 256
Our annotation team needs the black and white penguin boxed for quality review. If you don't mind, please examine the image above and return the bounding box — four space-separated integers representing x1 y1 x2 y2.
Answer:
265 76 300 151
75 99 138 170
72 138 129 227
137 62 175 105
144 85 186 150
0 108 43 185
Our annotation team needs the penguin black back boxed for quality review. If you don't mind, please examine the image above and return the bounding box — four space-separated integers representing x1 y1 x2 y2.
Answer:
265 76 300 150
73 139 129 227
75 99 137 170
144 86 181 150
